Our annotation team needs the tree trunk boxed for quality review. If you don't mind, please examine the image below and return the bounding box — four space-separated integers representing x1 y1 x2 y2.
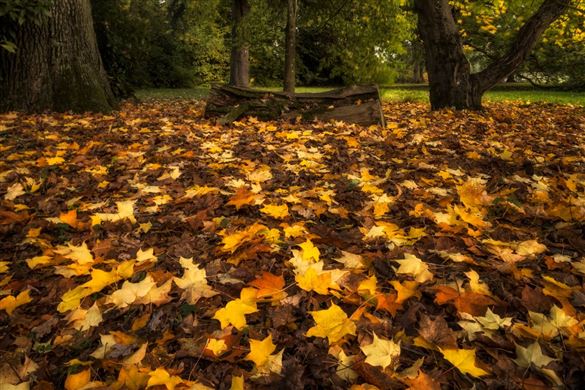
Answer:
283 0 298 93
414 0 479 110
414 0 571 110
229 0 250 88
204 85 385 127
0 0 115 113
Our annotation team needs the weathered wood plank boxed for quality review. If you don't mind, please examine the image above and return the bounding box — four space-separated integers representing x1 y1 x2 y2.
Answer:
204 85 385 127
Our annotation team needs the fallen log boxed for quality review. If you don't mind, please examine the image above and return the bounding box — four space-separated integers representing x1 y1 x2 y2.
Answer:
204 84 385 127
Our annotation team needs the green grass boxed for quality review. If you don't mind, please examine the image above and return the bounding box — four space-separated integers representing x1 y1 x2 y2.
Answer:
136 84 585 106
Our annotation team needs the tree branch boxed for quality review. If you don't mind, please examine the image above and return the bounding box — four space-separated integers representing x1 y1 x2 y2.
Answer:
473 0 572 93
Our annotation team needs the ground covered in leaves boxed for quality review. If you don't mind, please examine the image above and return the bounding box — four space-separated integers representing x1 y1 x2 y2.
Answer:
1 101 584 390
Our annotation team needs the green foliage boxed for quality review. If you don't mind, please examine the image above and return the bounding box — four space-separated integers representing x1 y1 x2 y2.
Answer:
91 0 229 95
453 0 585 88
0 0 51 52
246 0 413 86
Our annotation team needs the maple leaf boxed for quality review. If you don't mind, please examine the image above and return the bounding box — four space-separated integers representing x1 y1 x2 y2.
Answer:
54 242 94 265
260 203 289 219
227 186 264 209
67 302 103 331
390 280 420 304
434 285 496 316
440 348 489 377
456 177 494 209
205 338 228 357
298 239 320 262
219 223 267 253
334 251 366 269
91 200 136 226
393 253 433 283
514 342 554 368
106 275 171 308
246 334 277 367
213 287 258 330
248 272 286 302
173 257 217 304
329 345 358 381
0 290 32 315
360 332 401 369
64 368 90 390
117 365 150 390
4 182 25 200
306 303 356 343
135 248 157 264
296 266 339 295
58 261 135 312
146 368 183 390
123 342 148 366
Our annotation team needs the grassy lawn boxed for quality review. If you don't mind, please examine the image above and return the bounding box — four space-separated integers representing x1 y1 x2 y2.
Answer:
136 84 585 106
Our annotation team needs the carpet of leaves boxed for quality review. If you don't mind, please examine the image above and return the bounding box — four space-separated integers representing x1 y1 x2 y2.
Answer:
1 100 584 390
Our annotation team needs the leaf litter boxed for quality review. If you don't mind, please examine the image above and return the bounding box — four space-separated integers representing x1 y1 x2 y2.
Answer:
0 100 584 389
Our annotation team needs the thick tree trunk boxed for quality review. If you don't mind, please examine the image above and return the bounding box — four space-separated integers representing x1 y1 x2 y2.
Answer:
414 0 479 110
204 85 385 127
0 0 115 113
283 0 298 93
229 0 250 88
414 0 571 110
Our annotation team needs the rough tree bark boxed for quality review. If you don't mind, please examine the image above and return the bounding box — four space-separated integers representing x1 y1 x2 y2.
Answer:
414 0 572 110
204 85 385 127
229 0 251 88
283 0 298 93
0 0 115 113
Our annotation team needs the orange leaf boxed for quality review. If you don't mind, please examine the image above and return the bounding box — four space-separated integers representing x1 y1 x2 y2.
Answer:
249 272 286 302
434 286 496 316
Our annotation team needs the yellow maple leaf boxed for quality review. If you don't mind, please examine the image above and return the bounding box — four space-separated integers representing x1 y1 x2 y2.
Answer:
298 239 320 262
91 200 136 226
246 334 277 367
54 242 94 265
67 302 103 331
334 251 365 269
146 368 183 390
213 287 258 330
64 368 90 390
0 261 8 273
394 253 433 283
58 261 134 312
260 204 289 219
219 223 267 253
360 332 401 369
357 275 378 296
306 303 356 343
173 257 217 304
0 290 32 315
117 365 150 390
440 348 489 377
296 266 337 295
106 275 171 308
205 338 228 356
135 248 157 264
5 182 25 200
389 280 420 304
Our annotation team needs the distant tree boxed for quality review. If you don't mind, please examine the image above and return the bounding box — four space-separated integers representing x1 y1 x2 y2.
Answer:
0 0 116 112
230 0 251 87
283 0 298 93
413 0 573 110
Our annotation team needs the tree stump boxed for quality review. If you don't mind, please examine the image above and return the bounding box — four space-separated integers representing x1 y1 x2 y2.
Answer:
204 85 385 127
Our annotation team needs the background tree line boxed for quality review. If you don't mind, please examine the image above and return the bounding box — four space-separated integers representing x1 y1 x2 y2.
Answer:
0 0 583 112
